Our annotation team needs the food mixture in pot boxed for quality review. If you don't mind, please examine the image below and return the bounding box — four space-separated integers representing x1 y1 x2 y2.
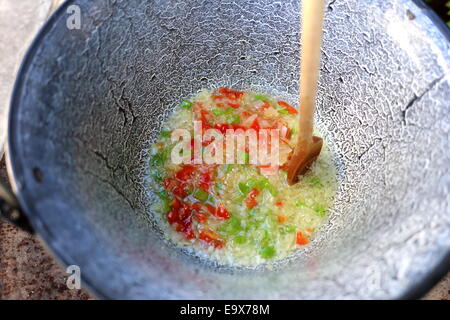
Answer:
148 88 336 266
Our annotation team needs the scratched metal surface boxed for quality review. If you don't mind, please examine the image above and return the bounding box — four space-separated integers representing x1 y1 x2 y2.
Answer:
5 0 450 299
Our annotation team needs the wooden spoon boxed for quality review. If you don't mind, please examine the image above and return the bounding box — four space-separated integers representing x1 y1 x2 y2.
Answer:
287 0 325 185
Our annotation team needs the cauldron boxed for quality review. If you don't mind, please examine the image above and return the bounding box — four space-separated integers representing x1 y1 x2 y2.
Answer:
0 0 449 299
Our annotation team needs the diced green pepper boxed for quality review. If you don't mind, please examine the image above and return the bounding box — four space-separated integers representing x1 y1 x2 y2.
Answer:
254 177 266 189
286 225 296 233
185 186 194 195
215 182 223 193
257 178 278 196
193 189 209 202
213 108 234 116
230 217 243 233
235 193 245 202
240 151 249 164
226 114 240 125
151 169 163 182
260 246 276 258
150 149 168 167
156 190 170 213
266 184 278 196
162 201 171 213
213 108 233 116
212 109 224 116
254 94 269 101
313 204 326 217
160 130 171 138
262 219 275 235
284 225 296 233
180 100 193 109
244 177 257 189
157 190 168 201
238 183 250 196
308 177 323 188
220 216 243 235
234 235 247 244
277 109 289 115
295 201 308 207
245 177 277 196
247 208 258 217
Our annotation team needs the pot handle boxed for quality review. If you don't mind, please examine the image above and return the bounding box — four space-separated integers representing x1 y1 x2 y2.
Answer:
0 182 34 234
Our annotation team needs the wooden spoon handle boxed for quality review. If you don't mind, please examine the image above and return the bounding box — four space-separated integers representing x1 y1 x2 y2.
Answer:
298 0 325 146
286 1 325 185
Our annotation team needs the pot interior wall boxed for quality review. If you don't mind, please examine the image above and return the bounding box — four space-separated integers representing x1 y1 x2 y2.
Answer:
8 0 450 299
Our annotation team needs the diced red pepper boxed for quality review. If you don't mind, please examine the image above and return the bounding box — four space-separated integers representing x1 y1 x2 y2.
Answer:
275 201 283 207
278 101 298 114
215 204 230 220
227 102 240 108
163 178 170 189
170 197 181 209
174 212 195 239
191 202 202 211
231 124 245 131
245 188 260 209
296 231 310 245
277 216 287 223
164 178 188 198
173 185 187 198
260 102 271 110
218 88 244 100
202 121 212 131
194 210 208 224
213 123 231 134
178 202 191 220
176 165 196 181
200 108 210 118
202 136 215 147
177 223 195 239
199 109 213 130
167 209 178 224
285 127 291 139
286 105 298 114
183 227 195 239
199 170 213 192
205 204 216 215
199 230 224 248
213 123 246 133
250 118 260 131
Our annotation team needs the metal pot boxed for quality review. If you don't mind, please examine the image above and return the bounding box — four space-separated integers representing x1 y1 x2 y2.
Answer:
1 0 449 299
